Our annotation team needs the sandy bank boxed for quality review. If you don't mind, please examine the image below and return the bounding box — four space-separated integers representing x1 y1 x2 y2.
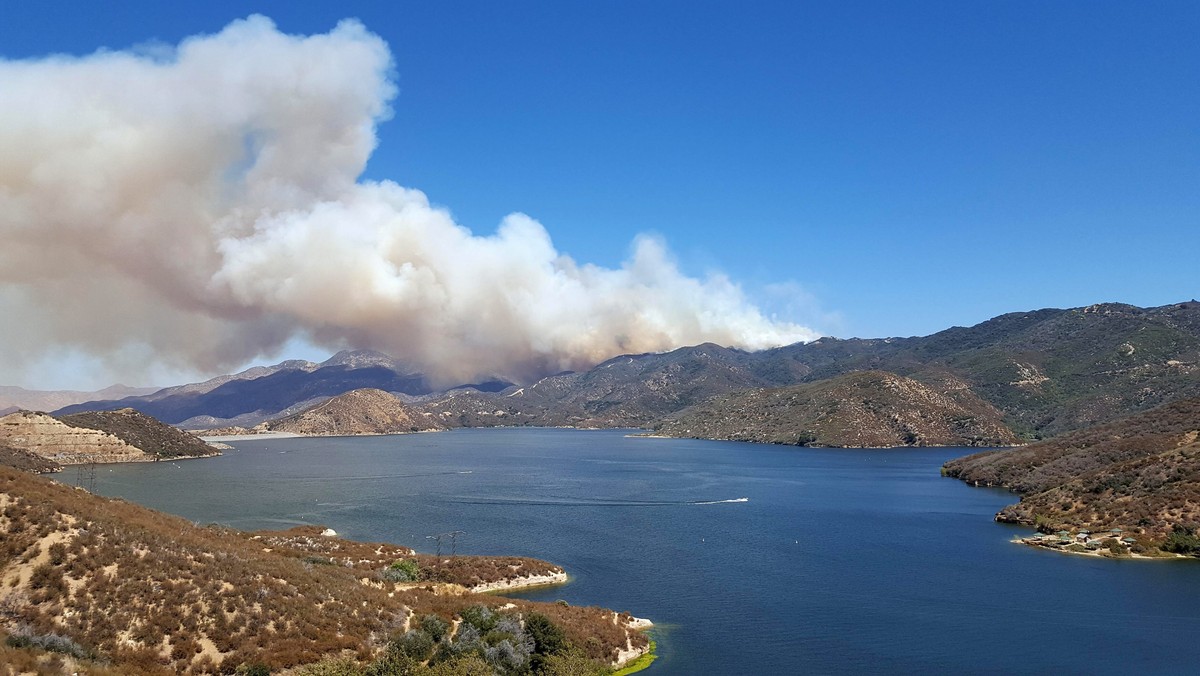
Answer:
470 570 569 593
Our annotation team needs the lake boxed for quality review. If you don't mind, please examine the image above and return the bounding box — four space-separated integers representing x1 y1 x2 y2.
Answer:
68 428 1200 674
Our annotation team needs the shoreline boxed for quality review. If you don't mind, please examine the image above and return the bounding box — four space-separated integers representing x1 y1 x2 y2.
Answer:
48 449 221 466
471 570 569 593
199 431 305 441
1012 535 1191 561
633 431 1024 450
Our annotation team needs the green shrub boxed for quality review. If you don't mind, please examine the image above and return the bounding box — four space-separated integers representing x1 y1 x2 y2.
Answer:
382 559 421 582
459 605 497 632
295 656 365 676
526 612 566 655
389 630 435 662
5 629 93 659
420 614 449 643
1163 525 1200 554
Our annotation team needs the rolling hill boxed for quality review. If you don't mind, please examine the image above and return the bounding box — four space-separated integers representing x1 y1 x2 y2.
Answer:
652 370 1019 447
943 397 1200 545
265 388 444 436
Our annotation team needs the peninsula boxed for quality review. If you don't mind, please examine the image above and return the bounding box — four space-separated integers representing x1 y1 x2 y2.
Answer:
0 466 651 674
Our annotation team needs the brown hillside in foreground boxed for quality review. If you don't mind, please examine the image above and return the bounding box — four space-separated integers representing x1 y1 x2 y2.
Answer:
654 370 1020 448
266 388 444 436
943 397 1200 543
0 444 60 474
0 467 646 674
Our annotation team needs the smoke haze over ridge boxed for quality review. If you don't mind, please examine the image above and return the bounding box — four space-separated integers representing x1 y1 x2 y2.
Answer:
0 16 817 389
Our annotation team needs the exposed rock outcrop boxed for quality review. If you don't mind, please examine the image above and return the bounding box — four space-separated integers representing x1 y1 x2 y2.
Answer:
0 411 153 464
0 408 221 466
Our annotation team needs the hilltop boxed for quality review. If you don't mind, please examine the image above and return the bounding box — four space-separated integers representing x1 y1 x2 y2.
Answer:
653 370 1019 447
57 409 220 460
0 466 650 674
265 388 444 436
0 409 220 466
943 397 1200 549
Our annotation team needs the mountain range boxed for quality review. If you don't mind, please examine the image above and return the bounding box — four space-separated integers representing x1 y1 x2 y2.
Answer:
43 301 1200 445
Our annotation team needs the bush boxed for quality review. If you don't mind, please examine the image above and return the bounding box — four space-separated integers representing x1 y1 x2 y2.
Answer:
1163 525 1200 554
295 656 365 676
382 559 421 582
525 612 567 668
5 627 93 659
459 605 497 632
420 614 449 643
538 648 610 676
389 630 435 662
423 655 493 676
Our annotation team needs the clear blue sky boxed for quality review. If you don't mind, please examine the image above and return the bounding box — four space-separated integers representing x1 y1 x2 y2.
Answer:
4 1 1197 340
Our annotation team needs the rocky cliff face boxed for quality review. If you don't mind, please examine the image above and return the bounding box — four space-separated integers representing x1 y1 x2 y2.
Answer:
0 411 153 464
0 408 221 465
653 370 1020 448
57 408 221 460
266 388 444 435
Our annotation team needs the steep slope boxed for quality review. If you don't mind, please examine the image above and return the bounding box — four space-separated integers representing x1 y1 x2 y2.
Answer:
943 397 1200 544
57 409 220 459
0 444 60 474
0 411 155 464
0 409 220 466
266 388 444 436
654 370 1019 447
0 467 648 673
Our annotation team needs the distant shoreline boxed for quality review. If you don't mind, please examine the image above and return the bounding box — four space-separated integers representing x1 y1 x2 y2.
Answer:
198 431 305 442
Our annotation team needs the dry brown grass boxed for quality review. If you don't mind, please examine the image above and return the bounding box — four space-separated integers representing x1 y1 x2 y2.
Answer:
0 467 644 673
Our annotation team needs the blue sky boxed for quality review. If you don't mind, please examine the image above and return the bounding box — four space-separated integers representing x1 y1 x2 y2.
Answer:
4 1 1197 343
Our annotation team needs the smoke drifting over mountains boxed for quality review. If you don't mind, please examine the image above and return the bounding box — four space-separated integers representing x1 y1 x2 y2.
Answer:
0 16 816 388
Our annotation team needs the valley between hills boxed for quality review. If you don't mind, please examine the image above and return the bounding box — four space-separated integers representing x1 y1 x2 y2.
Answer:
3 299 1200 672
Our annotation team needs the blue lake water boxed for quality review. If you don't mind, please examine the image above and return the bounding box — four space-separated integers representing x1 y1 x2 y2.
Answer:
69 428 1200 674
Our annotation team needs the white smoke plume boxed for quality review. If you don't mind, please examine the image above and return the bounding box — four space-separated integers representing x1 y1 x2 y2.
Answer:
0 16 817 388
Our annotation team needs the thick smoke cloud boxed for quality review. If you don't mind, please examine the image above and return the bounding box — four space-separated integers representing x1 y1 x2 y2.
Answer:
0 16 816 388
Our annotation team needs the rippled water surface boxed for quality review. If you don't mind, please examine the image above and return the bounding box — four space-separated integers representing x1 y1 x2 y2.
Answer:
73 428 1200 674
